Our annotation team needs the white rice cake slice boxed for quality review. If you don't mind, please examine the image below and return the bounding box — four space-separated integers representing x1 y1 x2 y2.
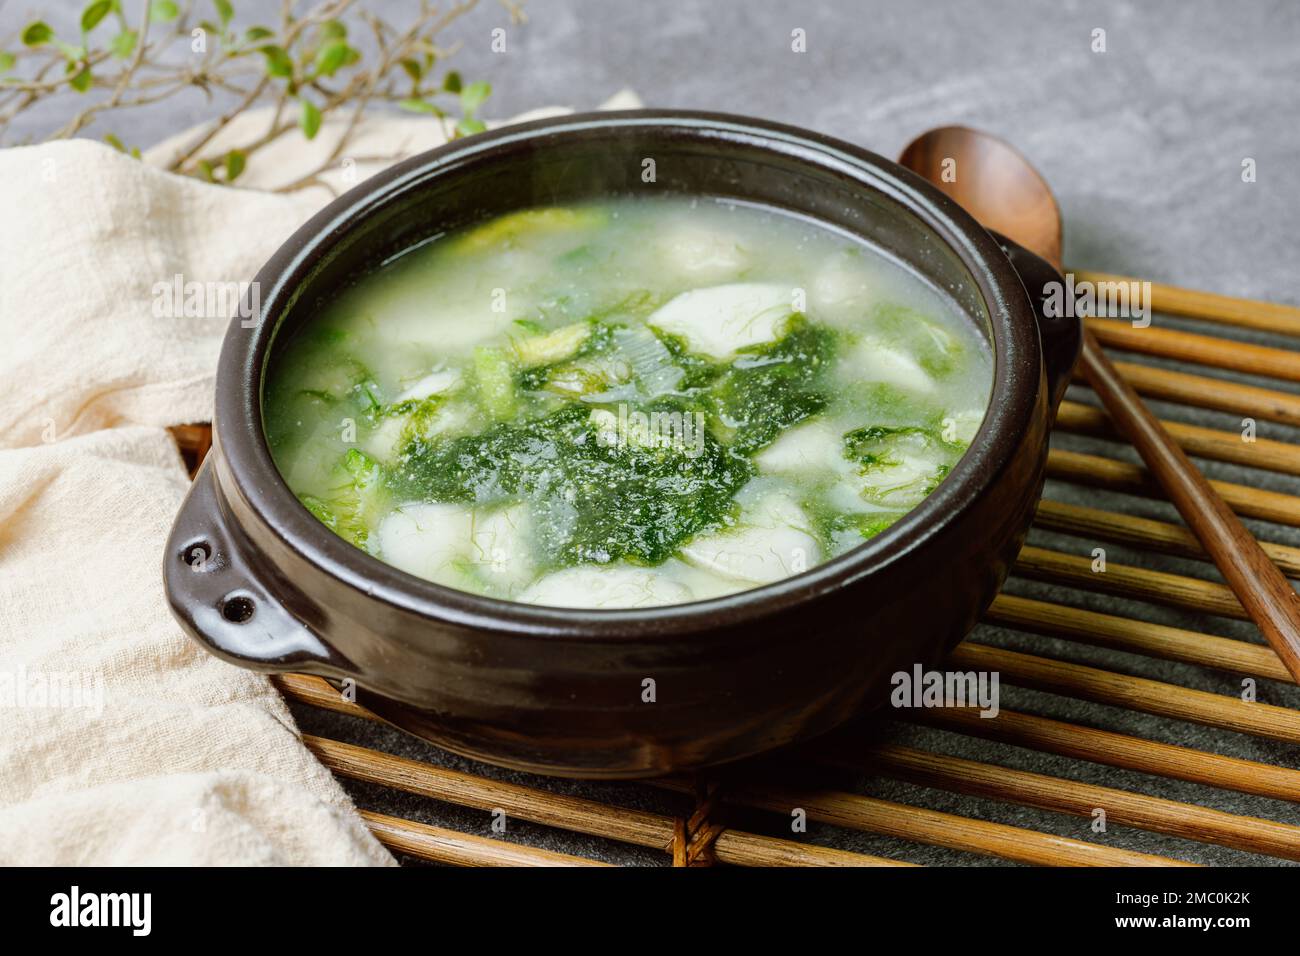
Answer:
754 419 853 477
811 254 875 318
841 336 937 394
853 453 940 507
681 493 821 586
648 283 794 360
467 504 535 590
944 407 985 444
659 224 749 282
519 564 694 609
378 502 474 586
378 501 533 591
369 280 523 354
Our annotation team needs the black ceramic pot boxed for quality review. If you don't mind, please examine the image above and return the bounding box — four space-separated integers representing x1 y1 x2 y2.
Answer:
164 111 1080 778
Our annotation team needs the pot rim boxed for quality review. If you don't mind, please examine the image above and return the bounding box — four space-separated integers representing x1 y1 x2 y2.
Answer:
214 108 1041 641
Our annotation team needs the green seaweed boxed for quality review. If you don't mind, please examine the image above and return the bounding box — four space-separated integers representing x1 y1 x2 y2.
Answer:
708 316 837 453
399 402 751 566
654 329 724 391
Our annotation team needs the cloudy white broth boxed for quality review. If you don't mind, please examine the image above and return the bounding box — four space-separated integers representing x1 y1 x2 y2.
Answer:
264 197 992 608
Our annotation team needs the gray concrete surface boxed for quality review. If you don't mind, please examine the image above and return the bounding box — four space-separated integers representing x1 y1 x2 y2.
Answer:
5 0 1300 865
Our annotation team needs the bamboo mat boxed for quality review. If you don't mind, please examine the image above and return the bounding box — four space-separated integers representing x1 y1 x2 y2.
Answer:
172 276 1300 866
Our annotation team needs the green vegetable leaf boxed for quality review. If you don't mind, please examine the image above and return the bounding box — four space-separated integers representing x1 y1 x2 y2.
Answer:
67 62 93 92
244 26 274 42
456 117 486 137
149 0 180 23
224 148 246 181
214 0 234 26
441 69 461 93
398 97 442 115
300 448 388 554
110 29 138 58
320 19 347 40
0 52 15 74
259 44 293 78
81 1 113 33
21 22 54 47
399 58 422 83
104 133 143 161
459 80 490 116
314 40 350 77
54 39 86 60
298 98 321 140
472 346 517 420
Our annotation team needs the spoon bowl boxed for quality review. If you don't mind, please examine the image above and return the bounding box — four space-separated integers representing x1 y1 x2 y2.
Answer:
899 125 1063 269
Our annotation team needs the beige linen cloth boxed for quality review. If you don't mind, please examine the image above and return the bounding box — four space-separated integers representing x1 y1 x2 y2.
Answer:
0 91 642 865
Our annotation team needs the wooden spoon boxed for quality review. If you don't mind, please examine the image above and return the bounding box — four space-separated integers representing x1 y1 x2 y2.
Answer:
899 125 1300 683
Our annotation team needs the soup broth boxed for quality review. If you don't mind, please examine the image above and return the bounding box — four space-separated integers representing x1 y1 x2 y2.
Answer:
264 197 993 608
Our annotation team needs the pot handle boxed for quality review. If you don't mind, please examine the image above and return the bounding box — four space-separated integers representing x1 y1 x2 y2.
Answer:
992 231 1081 411
164 456 353 676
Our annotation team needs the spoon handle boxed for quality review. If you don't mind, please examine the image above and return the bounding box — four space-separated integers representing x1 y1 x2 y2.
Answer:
1080 329 1300 681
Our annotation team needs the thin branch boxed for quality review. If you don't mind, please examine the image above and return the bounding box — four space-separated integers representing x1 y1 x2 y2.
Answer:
50 0 155 139
0 0 520 188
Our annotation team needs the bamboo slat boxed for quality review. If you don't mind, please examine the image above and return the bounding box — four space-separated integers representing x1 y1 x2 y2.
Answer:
1013 544 1245 619
708 828 916 867
843 744 1300 860
1046 448 1300 527
1089 317 1300 383
950 644 1300 744
904 706 1300 805
360 809 609 866
306 734 679 851
1080 361 1300 428
1033 499 1300 578
1055 399 1300 475
1070 270 1300 338
712 780 1195 867
984 593 1291 683
275 672 374 718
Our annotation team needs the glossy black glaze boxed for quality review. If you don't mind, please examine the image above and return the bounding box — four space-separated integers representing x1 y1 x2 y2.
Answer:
164 111 1080 778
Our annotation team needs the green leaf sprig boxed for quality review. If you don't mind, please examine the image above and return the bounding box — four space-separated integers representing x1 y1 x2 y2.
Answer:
0 0 526 191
